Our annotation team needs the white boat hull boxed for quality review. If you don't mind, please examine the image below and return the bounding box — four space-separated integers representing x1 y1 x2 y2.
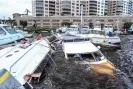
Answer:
90 37 121 44
0 39 50 85
78 34 121 44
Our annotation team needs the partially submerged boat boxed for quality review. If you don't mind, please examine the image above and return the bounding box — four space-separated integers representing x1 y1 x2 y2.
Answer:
62 38 115 75
62 38 104 61
0 24 24 45
0 39 53 86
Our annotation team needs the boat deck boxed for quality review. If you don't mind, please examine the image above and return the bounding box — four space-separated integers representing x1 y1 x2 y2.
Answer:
0 40 50 85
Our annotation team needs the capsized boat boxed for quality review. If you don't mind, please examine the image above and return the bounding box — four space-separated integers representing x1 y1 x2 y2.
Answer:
0 38 53 85
0 24 25 45
62 38 115 75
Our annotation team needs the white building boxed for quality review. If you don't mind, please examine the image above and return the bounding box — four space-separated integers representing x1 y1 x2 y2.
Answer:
108 0 133 16
88 0 108 16
32 0 108 17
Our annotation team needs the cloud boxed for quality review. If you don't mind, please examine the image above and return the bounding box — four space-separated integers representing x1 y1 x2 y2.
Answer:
0 0 32 19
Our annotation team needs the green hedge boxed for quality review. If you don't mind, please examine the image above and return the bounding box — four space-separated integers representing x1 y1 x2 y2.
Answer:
24 27 56 32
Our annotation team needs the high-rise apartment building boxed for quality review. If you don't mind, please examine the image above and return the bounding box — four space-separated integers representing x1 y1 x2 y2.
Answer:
32 0 87 17
108 0 133 16
88 0 108 16
32 0 133 17
32 0 109 17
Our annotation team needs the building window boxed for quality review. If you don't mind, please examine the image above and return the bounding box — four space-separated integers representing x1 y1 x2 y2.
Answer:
35 20 41 22
43 20 50 22
36 14 43 16
108 19 113 22
28 20 32 22
73 19 81 22
63 20 70 22
28 23 32 25
45 4 48 7
100 19 104 22
37 23 41 25
43 23 50 25
52 20 59 22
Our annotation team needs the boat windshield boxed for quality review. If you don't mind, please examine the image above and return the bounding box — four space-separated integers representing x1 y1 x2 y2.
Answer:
15 27 23 31
104 26 113 28
63 38 89 42
68 50 104 62
92 50 104 61
3 26 18 34
80 28 89 34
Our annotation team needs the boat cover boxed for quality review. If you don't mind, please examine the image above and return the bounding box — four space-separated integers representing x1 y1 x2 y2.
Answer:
63 41 98 54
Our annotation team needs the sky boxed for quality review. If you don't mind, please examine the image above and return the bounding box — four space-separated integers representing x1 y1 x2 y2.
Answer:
0 0 32 19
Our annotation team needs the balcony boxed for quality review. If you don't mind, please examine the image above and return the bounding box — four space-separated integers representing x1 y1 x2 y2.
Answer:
62 1 71 5
62 8 71 11
89 7 97 9
90 0 97 3
62 5 71 9
89 3 97 6
49 6 55 9
36 14 43 16
49 1 55 4
89 9 97 12
49 4 55 7
89 13 97 15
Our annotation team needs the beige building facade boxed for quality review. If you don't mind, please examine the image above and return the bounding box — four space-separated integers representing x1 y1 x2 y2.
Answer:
13 13 133 29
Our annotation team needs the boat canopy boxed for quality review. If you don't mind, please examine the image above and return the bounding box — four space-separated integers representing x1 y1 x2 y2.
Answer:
63 41 99 54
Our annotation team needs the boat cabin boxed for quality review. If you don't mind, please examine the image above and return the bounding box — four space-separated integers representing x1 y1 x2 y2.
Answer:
89 29 105 35
0 24 24 45
103 24 113 34
56 27 68 33
62 39 105 62
94 24 101 30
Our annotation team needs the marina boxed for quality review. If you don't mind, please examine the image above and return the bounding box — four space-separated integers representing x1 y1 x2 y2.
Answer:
0 30 133 89
1 0 133 89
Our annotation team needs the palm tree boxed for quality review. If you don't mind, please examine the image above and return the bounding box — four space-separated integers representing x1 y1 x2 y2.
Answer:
89 22 94 29
20 20 27 29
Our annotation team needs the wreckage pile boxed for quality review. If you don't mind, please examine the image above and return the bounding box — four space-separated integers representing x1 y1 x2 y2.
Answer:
33 35 133 89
